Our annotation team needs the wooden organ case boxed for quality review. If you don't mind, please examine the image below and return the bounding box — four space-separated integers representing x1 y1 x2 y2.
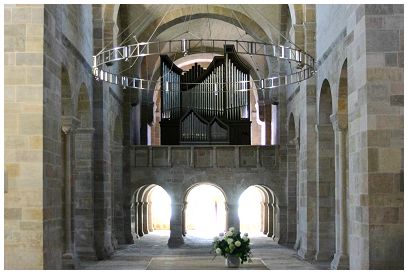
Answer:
160 45 251 145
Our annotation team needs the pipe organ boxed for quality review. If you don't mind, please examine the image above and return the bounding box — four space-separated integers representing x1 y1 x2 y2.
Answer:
160 45 251 145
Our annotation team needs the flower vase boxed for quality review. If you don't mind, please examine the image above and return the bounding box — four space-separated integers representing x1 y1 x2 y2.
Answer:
225 255 240 268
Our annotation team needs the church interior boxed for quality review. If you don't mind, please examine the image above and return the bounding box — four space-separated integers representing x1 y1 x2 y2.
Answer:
3 4 404 270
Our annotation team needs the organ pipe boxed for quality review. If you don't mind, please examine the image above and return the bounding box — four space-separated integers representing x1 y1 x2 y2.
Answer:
160 45 251 144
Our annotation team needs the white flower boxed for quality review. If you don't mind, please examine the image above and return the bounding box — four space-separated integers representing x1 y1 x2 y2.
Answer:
235 240 241 247
229 244 235 251
215 248 222 254
227 238 234 244
229 227 235 232
242 236 248 242
213 236 219 242
226 231 233 237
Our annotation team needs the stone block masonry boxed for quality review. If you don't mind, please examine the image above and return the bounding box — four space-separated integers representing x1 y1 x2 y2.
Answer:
4 4 45 269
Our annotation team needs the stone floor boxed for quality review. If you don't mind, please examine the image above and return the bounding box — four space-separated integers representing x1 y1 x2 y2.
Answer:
79 230 331 270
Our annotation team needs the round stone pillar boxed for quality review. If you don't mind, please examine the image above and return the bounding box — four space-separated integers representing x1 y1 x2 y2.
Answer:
330 113 349 269
267 202 275 238
226 203 240 232
137 202 144 237
168 202 184 247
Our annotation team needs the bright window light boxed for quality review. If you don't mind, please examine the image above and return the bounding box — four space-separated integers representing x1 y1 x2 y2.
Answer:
239 186 263 233
185 184 226 237
151 186 171 230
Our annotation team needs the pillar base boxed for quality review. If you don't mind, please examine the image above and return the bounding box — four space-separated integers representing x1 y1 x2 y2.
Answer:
314 251 333 262
62 253 75 269
293 237 300 250
77 250 98 261
297 248 315 260
331 253 349 270
167 236 184 248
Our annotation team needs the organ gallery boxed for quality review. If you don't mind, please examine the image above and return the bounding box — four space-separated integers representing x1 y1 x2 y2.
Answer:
160 45 251 145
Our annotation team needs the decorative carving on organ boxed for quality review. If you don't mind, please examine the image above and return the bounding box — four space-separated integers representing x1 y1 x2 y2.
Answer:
160 45 251 145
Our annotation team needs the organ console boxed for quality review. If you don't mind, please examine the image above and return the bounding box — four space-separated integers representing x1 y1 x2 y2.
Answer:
160 45 251 145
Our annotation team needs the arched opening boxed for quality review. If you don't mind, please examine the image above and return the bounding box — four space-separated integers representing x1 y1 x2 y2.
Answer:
73 83 95 255
77 84 91 128
317 79 335 261
131 184 171 240
60 65 74 263
149 186 171 232
184 184 227 237
331 59 350 269
238 186 263 234
287 113 298 246
61 66 73 116
110 115 123 246
238 185 277 239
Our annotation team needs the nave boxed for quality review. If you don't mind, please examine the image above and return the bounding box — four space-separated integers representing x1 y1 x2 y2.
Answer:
80 231 330 270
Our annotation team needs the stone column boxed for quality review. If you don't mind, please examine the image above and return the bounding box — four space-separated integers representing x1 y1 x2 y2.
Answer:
182 202 187 236
73 127 97 260
111 144 125 244
330 113 349 269
61 125 73 266
123 204 134 244
137 202 144 237
267 202 274 238
147 202 154 232
264 104 272 145
142 202 149 234
226 203 240 231
168 202 184 247
262 202 268 234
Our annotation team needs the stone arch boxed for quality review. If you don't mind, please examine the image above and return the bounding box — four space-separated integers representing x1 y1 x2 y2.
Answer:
318 80 334 124
286 112 298 246
316 79 335 261
131 184 171 239
71 82 95 257
137 6 270 43
61 64 73 116
338 59 348 115
288 112 297 142
60 63 74 262
238 185 276 237
249 185 279 240
112 114 123 144
76 83 92 128
330 59 349 269
182 182 228 235
110 113 124 245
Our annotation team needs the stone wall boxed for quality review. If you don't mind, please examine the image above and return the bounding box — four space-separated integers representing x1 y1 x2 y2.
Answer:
43 4 95 268
4 4 45 269
127 145 288 242
314 4 404 269
5 4 95 269
130 146 280 195
363 4 404 269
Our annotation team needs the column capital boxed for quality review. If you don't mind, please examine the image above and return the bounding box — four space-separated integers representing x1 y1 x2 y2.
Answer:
330 113 348 131
61 115 80 132
61 126 72 135
288 136 299 146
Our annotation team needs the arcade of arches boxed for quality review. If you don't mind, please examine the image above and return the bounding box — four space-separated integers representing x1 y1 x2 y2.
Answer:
4 3 404 270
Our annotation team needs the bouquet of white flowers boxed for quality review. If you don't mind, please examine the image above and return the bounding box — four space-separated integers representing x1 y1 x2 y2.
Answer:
212 227 252 264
